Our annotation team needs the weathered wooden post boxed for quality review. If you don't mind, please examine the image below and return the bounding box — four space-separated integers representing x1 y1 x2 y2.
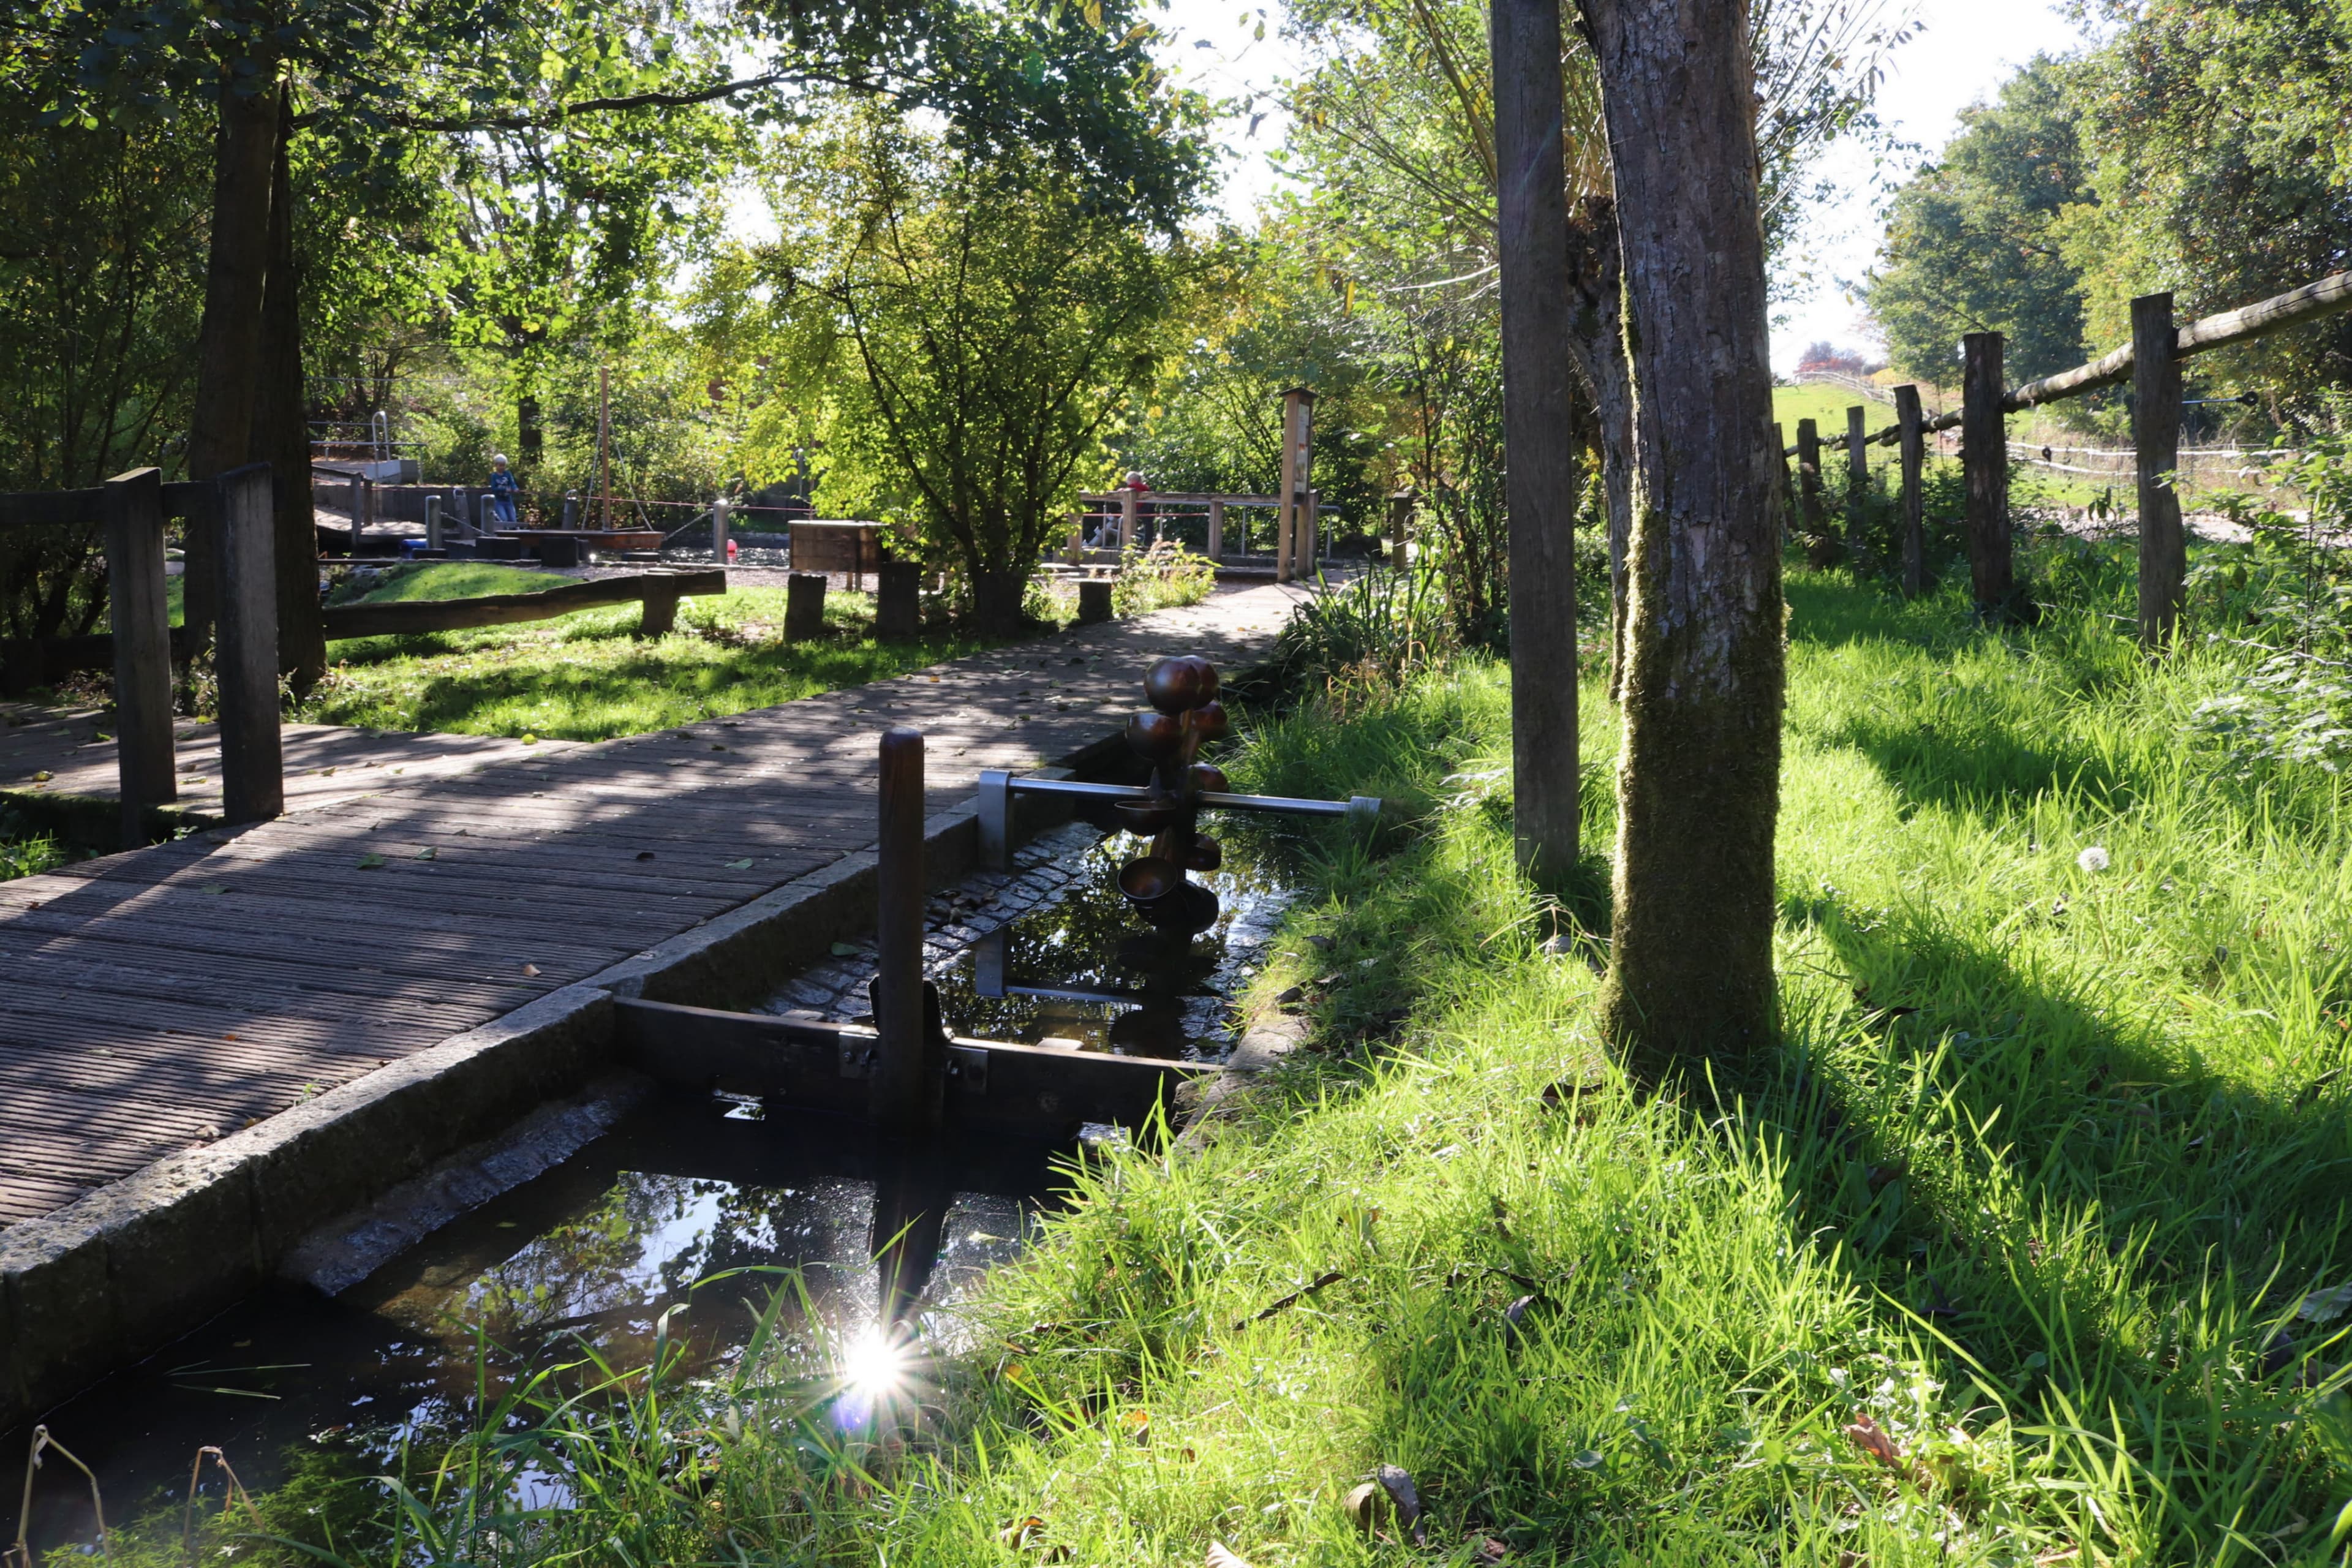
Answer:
1275 386 1315 583
1067 511 1084 565
425 493 442 552
1796 418 1826 559
2132 292 2185 647
712 497 730 564
1119 484 1139 551
1771 424 1791 521
876 560 921 640
1077 577 1113 624
347 476 365 555
1961 331 2013 616
104 467 174 847
872 726 941 1134
785 571 827 641
217 463 283 825
1301 489 1321 572
1388 489 1416 565
1845 404 1869 557
1206 497 1225 561
1894 384 1926 597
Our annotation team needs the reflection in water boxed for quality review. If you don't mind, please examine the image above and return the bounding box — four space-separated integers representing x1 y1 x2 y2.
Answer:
10 1096 1065 1551
937 836 1289 1058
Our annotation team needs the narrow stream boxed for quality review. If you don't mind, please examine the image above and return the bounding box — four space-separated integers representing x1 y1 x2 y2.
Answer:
9 821 1297 1552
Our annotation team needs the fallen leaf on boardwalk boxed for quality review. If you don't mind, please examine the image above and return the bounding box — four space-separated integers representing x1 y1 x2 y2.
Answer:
414 847 437 861
521 963 542 977
356 854 385 870
198 884 229 895
830 941 861 957
636 850 655 861
321 766 336 775
1205 1544 1253 1568
520 733 538 745
30 771 50 782
1844 1414 1904 1469
221 1033 238 1042
725 858 753 869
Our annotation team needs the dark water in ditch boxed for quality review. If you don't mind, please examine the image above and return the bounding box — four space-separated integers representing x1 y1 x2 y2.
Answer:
9 826 1296 1552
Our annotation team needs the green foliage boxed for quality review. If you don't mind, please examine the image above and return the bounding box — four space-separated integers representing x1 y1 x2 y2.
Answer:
1108 539 1215 617
761 107 1211 628
1866 58 2094 386
0 809 73 881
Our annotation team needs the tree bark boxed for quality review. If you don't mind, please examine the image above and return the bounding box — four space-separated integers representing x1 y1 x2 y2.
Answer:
1583 0 1785 1065
1491 0 1581 887
184 82 284 653
1561 197 1633 703
252 93 325 690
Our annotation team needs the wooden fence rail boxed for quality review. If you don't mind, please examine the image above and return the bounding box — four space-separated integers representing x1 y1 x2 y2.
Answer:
1785 269 2352 641
0 464 281 841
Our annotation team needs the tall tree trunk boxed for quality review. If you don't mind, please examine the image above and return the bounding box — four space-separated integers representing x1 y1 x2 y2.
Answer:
1561 196 1633 700
183 82 283 655
1583 0 1785 1065
252 91 326 690
1491 0 1581 887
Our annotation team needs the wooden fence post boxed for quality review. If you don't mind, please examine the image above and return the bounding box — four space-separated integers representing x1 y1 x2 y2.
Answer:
103 467 174 848
1067 512 1084 565
1206 497 1224 561
1771 423 1791 530
1796 418 1826 560
712 498 729 564
1845 404 1869 557
1388 489 1416 565
1275 386 1314 583
2132 292 2185 647
1119 485 1138 551
216 463 283 825
1894 384 1926 598
872 726 942 1134
425 493 442 552
1961 331 2013 617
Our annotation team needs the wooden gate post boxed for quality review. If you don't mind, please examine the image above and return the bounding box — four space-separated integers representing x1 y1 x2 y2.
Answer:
216 462 284 825
2132 292 2186 647
784 571 826 641
1206 497 1224 562
1275 386 1315 583
1961 331 2013 617
1845 404 1870 557
1795 418 1826 559
871 726 941 1134
1894 384 1926 598
103 467 174 847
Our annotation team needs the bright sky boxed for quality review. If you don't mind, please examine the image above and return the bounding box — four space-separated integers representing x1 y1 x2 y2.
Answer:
1146 0 2096 375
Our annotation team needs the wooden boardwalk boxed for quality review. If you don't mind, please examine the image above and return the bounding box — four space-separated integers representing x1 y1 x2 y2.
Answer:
0 584 1304 1229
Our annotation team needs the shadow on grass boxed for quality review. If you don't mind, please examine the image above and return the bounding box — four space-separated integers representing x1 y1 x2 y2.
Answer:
1746 895 2352 1547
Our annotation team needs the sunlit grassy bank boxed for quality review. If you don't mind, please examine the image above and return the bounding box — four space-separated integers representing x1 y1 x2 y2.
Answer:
293 564 1009 739
109 566 2352 1567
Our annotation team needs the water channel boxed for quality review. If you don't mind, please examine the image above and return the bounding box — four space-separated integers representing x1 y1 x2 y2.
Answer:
9 823 1294 1551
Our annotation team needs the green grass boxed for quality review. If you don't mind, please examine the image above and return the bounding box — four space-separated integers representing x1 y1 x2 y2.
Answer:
108 565 2352 1566
295 565 1013 739
0 811 72 881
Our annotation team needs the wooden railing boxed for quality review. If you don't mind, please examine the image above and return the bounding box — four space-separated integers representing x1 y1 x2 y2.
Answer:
1784 270 2352 639
1069 489 1337 578
0 465 282 842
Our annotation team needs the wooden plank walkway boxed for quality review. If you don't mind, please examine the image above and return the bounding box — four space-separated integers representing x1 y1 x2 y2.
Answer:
2 704 574 818
0 584 1305 1229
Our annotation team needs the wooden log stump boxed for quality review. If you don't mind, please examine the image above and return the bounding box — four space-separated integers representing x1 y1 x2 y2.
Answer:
875 561 922 641
785 571 827 642
1077 578 1113 625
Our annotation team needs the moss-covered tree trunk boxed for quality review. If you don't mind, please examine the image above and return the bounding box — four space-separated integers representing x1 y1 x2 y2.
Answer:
1561 197 1632 700
1583 0 1785 1063
252 93 326 691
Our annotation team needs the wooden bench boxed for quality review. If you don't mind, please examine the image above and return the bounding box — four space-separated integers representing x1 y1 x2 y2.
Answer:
320 568 726 641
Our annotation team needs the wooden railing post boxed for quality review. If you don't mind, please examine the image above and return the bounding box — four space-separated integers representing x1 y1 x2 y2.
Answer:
2132 292 2185 647
712 497 729 564
1119 484 1138 551
425 493 443 552
216 462 283 825
1066 512 1084 565
103 467 174 847
1845 404 1869 557
1275 385 1314 583
1206 497 1224 560
1894 384 1926 598
1961 331 2013 617
871 726 941 1134
1796 418 1826 560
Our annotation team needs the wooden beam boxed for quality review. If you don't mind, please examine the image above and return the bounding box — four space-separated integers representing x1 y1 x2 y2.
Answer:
2133 292 2186 647
612 998 1209 1139
102 468 174 847
320 568 725 640
2175 270 2352 356
216 463 283 824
